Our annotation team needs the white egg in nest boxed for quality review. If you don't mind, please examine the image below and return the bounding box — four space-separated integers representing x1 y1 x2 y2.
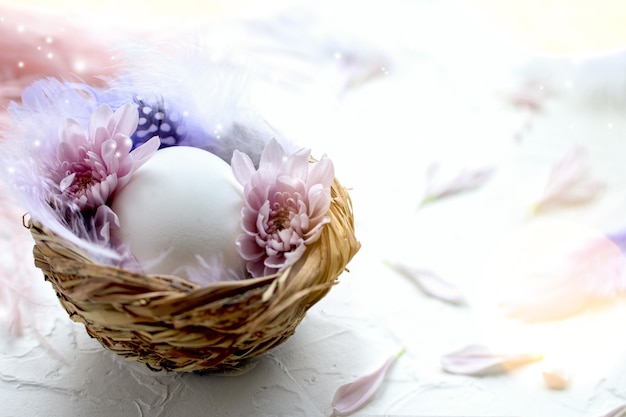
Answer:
111 146 245 283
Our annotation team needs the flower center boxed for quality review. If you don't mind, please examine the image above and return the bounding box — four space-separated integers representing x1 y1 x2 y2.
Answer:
62 163 100 199
72 169 96 190
267 203 290 234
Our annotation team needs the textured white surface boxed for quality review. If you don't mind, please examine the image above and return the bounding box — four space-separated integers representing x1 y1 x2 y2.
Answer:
2 1 626 416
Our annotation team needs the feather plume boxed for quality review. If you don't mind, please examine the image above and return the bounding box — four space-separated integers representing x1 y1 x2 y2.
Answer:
105 43 297 165
1 78 123 262
0 180 34 336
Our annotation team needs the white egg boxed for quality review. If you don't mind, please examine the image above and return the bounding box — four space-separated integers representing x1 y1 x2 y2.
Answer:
111 146 245 282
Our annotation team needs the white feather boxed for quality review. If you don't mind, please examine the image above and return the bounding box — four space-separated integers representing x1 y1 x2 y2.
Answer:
107 42 297 165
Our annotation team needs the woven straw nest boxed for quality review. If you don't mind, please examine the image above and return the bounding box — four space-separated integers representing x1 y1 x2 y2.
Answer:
26 177 360 373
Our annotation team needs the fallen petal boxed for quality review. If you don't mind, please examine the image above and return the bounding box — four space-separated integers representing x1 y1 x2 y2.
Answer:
595 404 626 417
441 344 543 376
421 162 495 206
500 234 626 322
533 147 605 213
385 260 464 305
332 348 403 416
542 366 571 390
507 79 549 111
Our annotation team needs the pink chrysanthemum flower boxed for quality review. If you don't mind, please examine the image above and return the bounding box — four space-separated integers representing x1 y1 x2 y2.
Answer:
231 139 334 277
52 103 159 211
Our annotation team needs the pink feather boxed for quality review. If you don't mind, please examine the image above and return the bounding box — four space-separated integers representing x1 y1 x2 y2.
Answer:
0 180 35 335
0 4 126 127
0 3 127 333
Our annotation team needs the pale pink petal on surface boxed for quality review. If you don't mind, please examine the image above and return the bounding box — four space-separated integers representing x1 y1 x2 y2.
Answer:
542 366 571 390
441 344 543 376
385 260 464 305
507 81 547 111
533 146 605 213
596 404 626 417
421 161 495 205
500 235 626 322
332 349 403 416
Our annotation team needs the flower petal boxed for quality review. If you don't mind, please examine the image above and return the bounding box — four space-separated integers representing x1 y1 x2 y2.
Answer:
59 173 75 192
533 146 605 213
282 147 310 180
542 366 571 390
88 104 114 141
331 349 403 416
129 135 160 172
259 138 285 173
283 243 306 266
100 139 120 171
231 149 256 185
58 119 86 159
307 183 331 220
237 236 264 260
595 404 626 417
441 344 542 376
93 204 120 243
421 161 495 205
108 102 139 138
500 234 626 322
385 260 465 305
308 155 334 188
